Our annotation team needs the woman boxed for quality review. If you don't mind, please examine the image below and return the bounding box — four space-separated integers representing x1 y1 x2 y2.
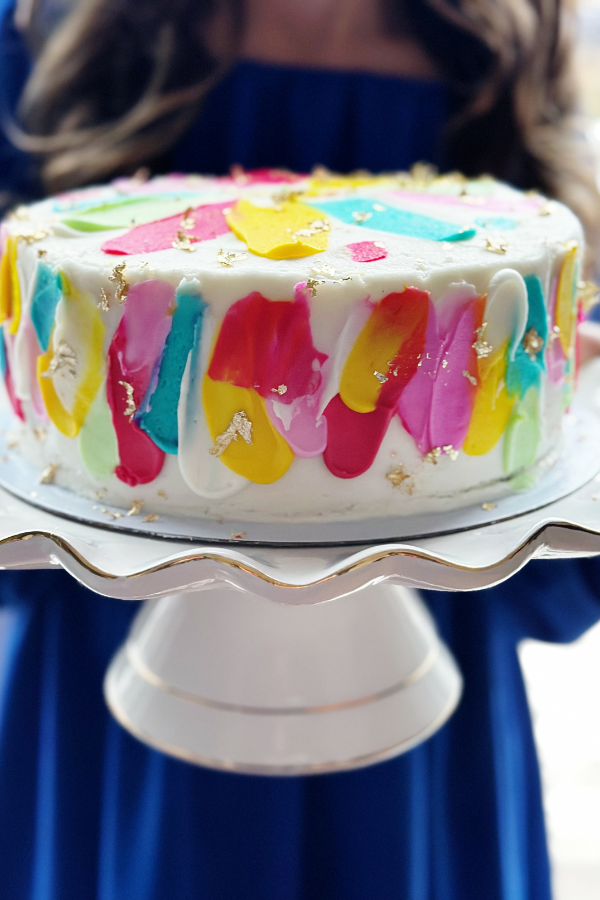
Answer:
1 1 600 898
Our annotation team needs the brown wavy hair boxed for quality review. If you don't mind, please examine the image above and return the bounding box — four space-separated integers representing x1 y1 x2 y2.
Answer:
13 0 600 261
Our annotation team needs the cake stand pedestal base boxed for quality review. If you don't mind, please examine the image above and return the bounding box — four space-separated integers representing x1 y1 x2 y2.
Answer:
105 581 462 775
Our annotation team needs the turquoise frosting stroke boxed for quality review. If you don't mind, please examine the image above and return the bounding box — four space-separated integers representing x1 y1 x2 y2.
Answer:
309 197 476 242
506 274 547 398
137 290 206 453
0 330 6 378
31 264 62 351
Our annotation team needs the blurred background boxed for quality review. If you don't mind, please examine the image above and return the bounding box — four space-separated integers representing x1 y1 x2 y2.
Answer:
520 8 600 900
9 1 600 898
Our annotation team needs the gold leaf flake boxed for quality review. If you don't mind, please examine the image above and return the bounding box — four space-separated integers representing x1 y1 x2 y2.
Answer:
6 437 19 449
39 464 59 484
272 188 304 209
472 324 492 358
96 489 107 500
409 162 438 185
98 288 110 311
118 381 136 419
209 411 253 457
127 500 144 517
157 489 167 499
172 230 198 252
374 371 388 384
442 444 459 461
143 513 160 523
386 465 410 487
305 277 325 296
576 280 600 313
424 447 442 464
482 502 497 511
311 263 337 277
217 248 248 267
140 261 149 269
441 358 448 369
37 249 47 257
293 219 330 240
101 507 123 519
462 370 477 386
16 227 49 244
0 455 7 464
352 211 372 223
109 263 129 303
33 426 46 442
538 202 552 216
522 327 544 360
271 384 287 395
42 340 77 378
485 237 508 255
181 207 196 230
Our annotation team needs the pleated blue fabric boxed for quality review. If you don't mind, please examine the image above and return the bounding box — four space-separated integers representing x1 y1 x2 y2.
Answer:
1 5 600 897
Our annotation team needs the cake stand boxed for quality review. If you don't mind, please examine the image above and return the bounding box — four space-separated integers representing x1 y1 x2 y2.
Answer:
2 361 600 775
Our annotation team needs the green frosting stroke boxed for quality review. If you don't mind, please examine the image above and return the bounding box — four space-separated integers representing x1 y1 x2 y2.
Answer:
78 385 119 478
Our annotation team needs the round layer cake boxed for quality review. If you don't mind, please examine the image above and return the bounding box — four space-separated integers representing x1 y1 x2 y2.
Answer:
0 167 583 522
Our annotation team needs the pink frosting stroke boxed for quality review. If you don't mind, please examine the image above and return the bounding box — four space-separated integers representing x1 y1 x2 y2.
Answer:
102 201 231 255
346 241 388 263
266 392 328 458
399 288 482 453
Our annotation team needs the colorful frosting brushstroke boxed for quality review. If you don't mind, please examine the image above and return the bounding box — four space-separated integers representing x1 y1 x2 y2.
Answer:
106 280 174 484
324 288 429 478
203 285 327 482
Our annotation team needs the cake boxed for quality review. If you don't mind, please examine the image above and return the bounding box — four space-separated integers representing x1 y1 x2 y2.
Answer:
0 167 584 523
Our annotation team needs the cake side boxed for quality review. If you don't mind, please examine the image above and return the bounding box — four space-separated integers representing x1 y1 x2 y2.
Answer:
0 169 583 522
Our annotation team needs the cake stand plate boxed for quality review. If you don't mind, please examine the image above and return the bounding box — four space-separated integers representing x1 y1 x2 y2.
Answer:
1 362 600 773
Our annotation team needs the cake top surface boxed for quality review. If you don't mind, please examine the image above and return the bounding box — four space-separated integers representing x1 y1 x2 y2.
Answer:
3 167 581 307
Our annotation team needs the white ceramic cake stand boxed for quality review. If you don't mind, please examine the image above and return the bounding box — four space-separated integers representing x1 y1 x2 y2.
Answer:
2 361 600 774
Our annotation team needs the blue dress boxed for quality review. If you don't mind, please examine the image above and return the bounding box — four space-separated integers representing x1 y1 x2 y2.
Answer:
2 7 600 898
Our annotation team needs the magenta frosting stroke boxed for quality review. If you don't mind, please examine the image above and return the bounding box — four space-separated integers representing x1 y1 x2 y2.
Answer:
398 286 480 453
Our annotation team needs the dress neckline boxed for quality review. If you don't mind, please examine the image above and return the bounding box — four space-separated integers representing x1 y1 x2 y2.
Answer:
233 56 447 91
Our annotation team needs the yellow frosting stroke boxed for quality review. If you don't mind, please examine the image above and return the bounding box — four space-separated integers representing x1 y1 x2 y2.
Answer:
555 243 578 355
37 280 105 438
0 238 21 333
463 341 514 456
202 376 294 483
0 239 12 324
225 199 329 259
339 296 426 414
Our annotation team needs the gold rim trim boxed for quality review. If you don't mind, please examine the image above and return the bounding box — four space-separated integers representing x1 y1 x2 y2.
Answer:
124 639 440 715
4 520 600 590
104 660 462 776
